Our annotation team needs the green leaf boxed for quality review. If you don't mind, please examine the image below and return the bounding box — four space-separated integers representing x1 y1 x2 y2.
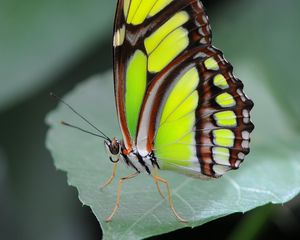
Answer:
46 70 300 240
0 0 114 110
228 205 275 240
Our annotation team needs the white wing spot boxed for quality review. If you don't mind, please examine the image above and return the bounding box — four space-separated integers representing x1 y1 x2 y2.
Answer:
113 25 126 47
242 140 249 149
243 118 250 124
242 131 250 140
242 109 250 124
243 109 249 117
238 152 245 159
235 160 241 168
237 89 246 102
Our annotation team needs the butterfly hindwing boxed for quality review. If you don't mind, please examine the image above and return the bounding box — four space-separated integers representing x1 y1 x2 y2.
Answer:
114 0 254 178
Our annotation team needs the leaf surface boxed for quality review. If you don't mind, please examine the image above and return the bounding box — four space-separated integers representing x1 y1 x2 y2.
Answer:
46 70 300 240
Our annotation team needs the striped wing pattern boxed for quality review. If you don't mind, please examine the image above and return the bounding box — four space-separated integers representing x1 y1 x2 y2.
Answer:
113 0 254 178
194 47 254 177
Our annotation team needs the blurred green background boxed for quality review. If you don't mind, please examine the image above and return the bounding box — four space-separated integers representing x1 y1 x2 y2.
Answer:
1 0 300 239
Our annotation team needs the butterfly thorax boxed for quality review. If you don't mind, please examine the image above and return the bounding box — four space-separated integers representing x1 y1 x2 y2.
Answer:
120 143 160 175
105 137 159 174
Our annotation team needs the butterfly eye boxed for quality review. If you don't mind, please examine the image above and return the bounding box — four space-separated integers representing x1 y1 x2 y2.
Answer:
110 143 120 155
108 138 121 156
104 140 121 164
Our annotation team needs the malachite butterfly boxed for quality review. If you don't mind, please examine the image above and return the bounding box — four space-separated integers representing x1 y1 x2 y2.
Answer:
61 0 254 222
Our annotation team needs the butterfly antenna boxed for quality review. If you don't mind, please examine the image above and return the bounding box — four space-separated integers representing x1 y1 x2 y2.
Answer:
50 92 111 141
61 121 108 140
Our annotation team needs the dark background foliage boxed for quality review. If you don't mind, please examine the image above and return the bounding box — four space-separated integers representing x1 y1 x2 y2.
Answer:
0 0 299 239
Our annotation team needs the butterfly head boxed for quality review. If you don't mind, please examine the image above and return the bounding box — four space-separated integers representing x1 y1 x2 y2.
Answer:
104 137 121 163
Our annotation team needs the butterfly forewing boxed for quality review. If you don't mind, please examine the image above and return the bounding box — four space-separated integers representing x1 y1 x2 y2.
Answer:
113 0 254 178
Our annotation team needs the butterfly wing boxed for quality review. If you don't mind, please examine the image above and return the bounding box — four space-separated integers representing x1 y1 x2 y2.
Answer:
150 47 254 178
132 0 254 178
114 0 254 178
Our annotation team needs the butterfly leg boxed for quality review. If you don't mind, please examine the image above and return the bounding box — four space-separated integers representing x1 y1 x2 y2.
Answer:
152 168 164 199
153 175 188 223
105 171 139 222
100 163 118 189
154 180 165 199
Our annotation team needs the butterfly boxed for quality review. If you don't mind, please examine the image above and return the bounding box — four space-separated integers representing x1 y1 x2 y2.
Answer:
58 0 254 223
